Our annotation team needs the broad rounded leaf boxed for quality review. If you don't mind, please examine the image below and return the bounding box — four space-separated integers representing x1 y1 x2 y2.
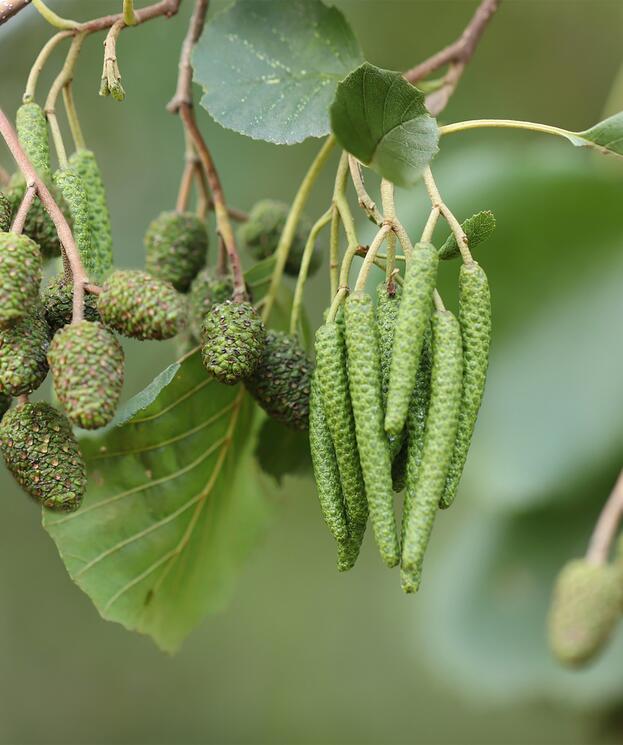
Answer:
438 210 496 260
330 62 439 186
193 0 364 145
573 111 623 156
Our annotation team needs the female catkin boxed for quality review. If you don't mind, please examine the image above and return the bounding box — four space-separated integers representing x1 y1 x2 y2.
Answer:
309 373 349 544
69 150 114 276
16 102 51 177
385 242 438 437
376 281 404 460
344 292 399 567
54 168 97 276
441 261 491 508
401 310 463 587
314 322 368 545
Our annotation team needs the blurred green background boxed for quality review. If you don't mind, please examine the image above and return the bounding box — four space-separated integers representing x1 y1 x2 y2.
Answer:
2 1 623 743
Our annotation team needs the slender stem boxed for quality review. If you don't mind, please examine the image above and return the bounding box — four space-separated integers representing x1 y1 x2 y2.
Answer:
0 0 31 26
290 209 332 336
123 0 139 26
354 225 391 293
0 166 9 187
329 204 340 300
348 156 382 225
62 83 86 150
180 103 245 299
423 166 472 263
433 289 446 312
587 470 623 565
176 159 195 213
262 135 336 322
337 241 361 293
326 286 348 323
392 219 414 261
167 0 209 113
32 0 79 29
380 179 396 283
421 206 441 243
0 107 89 321
24 31 72 102
439 118 572 141
11 182 36 234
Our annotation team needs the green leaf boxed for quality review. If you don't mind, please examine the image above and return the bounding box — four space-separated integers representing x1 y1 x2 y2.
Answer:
255 417 312 485
573 111 623 156
330 62 439 187
193 0 363 145
438 210 496 261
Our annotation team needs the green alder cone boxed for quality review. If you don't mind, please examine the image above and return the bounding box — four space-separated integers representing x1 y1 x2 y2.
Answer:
309 372 349 545
237 199 320 277
401 310 463 588
344 292 399 568
53 167 99 277
0 402 85 512
188 266 233 337
68 149 114 275
385 242 438 437
375 281 404 460
16 102 51 178
42 274 100 335
400 339 433 593
314 321 367 565
0 232 42 327
441 261 491 509
0 193 11 232
144 210 209 293
245 329 312 430
48 320 124 430
200 300 266 384
0 307 49 397
548 559 623 667
98 270 186 340
5 176 67 259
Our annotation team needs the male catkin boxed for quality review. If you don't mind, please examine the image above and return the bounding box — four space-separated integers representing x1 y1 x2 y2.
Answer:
309 373 349 544
441 261 491 508
376 281 404 460
69 149 114 275
344 292 399 568
314 321 367 565
53 168 97 276
16 102 51 177
385 242 438 436
401 310 463 587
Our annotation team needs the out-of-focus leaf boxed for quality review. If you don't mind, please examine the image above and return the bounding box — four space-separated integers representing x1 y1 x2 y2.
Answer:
438 210 496 260
254 418 312 485
572 111 623 156
330 63 439 187
193 0 363 145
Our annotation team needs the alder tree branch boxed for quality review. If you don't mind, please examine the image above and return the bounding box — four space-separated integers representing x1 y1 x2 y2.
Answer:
0 0 31 26
0 107 90 321
587 470 623 565
10 181 36 234
167 0 209 113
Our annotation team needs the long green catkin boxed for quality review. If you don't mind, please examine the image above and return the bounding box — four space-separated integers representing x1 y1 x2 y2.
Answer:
315 321 367 565
400 338 432 593
376 281 404 460
385 242 438 437
53 167 97 277
16 102 51 178
344 292 400 568
440 261 491 509
401 310 463 588
309 373 349 544
69 149 114 275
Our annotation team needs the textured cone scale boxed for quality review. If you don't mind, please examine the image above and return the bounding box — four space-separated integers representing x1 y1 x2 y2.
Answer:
0 308 49 396
48 321 124 429
145 211 209 293
0 193 11 233
97 270 186 340
42 274 100 335
0 402 86 512
548 559 623 667
0 232 43 327
237 199 319 277
201 300 266 384
246 330 313 430
188 267 233 338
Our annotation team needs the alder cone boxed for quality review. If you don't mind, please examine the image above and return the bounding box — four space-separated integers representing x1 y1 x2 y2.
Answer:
0 308 49 397
200 300 266 384
0 232 42 327
246 330 312 430
145 210 209 292
97 270 186 340
0 402 86 512
48 320 124 430
188 266 233 337
42 274 100 335
0 193 11 232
